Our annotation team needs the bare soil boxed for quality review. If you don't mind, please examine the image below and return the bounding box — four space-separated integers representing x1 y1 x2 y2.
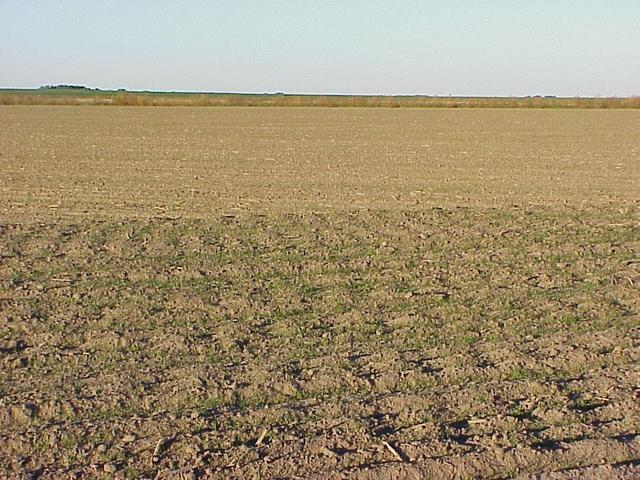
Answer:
0 107 639 479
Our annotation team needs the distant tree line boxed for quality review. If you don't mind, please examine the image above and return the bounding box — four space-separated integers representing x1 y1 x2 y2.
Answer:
40 85 98 90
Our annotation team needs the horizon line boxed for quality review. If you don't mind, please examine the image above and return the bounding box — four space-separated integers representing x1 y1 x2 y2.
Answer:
1 86 639 99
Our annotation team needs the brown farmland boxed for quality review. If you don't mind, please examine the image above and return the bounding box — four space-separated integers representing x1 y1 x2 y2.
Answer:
0 107 639 479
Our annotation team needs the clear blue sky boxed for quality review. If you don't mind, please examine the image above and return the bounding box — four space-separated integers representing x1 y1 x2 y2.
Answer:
1 0 639 96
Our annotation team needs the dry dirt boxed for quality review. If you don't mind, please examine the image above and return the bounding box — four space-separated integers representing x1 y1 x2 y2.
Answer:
0 106 639 479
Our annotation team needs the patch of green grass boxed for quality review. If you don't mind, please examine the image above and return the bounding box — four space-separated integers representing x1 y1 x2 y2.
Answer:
299 282 324 298
59 433 78 450
508 366 537 382
558 314 581 326
122 466 143 479
346 279 374 295
202 395 226 411
458 333 479 346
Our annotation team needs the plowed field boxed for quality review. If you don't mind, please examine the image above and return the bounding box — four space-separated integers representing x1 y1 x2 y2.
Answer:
1 107 639 479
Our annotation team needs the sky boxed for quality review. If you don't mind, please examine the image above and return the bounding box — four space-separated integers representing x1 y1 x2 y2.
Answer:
1 0 639 96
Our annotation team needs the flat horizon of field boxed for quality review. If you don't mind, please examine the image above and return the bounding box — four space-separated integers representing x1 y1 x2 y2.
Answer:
2 86 639 108
0 85 636 100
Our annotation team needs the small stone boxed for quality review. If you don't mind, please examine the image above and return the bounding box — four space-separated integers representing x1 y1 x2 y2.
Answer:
103 462 118 473
96 443 108 453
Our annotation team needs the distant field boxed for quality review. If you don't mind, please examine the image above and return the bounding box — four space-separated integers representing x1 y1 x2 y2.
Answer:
0 107 638 479
1 88 640 108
